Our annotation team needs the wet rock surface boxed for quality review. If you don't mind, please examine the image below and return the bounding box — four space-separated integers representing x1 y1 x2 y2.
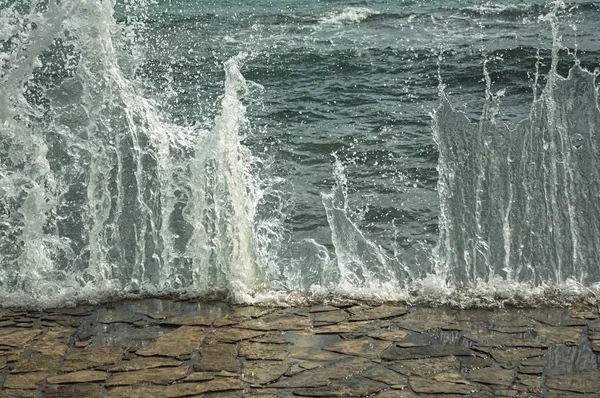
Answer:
0 299 599 397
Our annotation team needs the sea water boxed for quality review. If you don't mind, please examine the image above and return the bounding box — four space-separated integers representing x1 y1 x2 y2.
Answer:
0 0 599 308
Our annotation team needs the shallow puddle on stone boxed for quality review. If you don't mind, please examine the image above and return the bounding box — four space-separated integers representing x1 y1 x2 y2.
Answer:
88 323 164 348
112 299 231 320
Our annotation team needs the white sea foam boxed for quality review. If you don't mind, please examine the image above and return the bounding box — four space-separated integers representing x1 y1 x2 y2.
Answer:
319 7 378 25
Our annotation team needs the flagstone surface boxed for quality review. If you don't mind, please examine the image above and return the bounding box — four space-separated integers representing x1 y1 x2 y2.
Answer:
0 299 599 397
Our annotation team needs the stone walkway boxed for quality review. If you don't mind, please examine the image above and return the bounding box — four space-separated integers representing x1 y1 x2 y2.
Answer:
1 300 599 397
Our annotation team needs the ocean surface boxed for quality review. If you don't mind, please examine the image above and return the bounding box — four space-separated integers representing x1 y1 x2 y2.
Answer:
1 0 599 308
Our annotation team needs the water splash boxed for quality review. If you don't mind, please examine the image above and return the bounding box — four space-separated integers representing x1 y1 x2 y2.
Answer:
0 1 281 307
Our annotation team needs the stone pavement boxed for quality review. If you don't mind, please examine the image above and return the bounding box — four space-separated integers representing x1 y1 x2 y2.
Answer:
0 300 599 397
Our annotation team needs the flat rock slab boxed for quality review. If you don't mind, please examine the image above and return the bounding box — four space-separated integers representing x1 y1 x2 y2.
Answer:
30 328 71 357
239 342 287 360
242 361 290 384
165 377 244 397
272 357 371 388
106 366 188 386
313 310 349 325
209 328 265 343
1 329 42 348
535 327 584 345
409 373 473 394
235 315 310 331
195 343 238 372
388 356 459 377
161 315 214 327
465 331 547 348
3 372 49 389
381 344 472 360
106 386 167 398
312 320 381 334
43 384 104 398
289 347 345 361
361 364 408 386
61 346 127 372
136 326 206 357
466 368 514 386
349 305 408 322
488 348 545 367
293 375 388 397
367 329 410 341
324 337 391 359
109 356 182 371
393 312 455 332
11 352 61 373
47 370 107 384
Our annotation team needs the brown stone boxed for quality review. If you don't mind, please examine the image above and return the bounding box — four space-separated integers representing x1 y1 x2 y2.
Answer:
488 348 545 368
210 328 265 343
518 365 544 375
517 374 542 391
289 347 345 362
569 310 597 320
547 373 600 393
47 370 107 384
1 329 42 348
361 364 407 386
106 386 168 398
292 376 388 397
313 310 348 325
459 355 492 371
239 342 287 360
367 329 410 341
272 357 370 388
61 346 127 372
183 372 214 382
250 333 288 345
393 312 455 332
235 315 310 331
109 356 182 371
349 305 407 322
313 320 381 334
409 373 473 394
106 366 188 386
165 378 244 397
242 361 290 384
0 390 37 398
309 306 340 313
3 372 48 389
466 367 514 386
381 344 472 360
376 390 419 398
388 356 459 376
30 327 71 357
465 331 547 348
162 315 214 326
489 313 537 327
11 352 61 373
324 337 391 359
136 326 206 357
535 327 583 345
43 384 104 398
195 343 238 372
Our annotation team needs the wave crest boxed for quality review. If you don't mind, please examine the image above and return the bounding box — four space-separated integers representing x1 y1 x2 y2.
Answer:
319 7 379 25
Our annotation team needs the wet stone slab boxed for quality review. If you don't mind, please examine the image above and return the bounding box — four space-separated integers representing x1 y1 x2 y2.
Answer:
0 299 598 397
